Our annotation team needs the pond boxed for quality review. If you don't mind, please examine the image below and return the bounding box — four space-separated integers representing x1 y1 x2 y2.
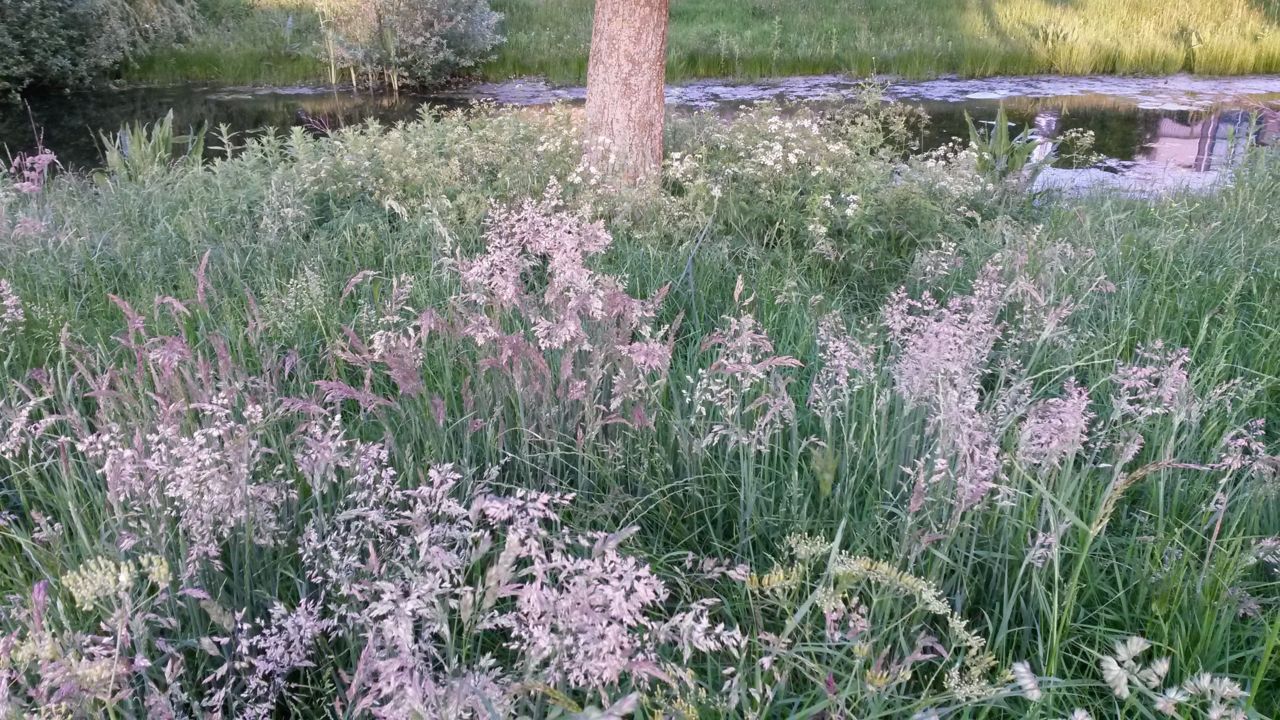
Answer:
3 74 1279 192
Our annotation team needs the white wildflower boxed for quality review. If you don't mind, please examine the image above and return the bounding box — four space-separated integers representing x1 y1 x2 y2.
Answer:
1100 656 1130 699
1114 636 1152 665
1011 661 1042 701
1154 686 1189 716
1138 656 1171 689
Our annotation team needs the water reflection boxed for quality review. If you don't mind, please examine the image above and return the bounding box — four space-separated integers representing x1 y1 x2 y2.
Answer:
1029 110 1059 165
919 99 1279 192
1034 108 1265 172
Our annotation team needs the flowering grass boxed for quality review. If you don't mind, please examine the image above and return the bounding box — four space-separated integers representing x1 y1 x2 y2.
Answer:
1 101 1279 717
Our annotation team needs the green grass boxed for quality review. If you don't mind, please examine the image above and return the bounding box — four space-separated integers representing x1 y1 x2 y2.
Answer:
490 0 1280 81
125 0 1280 87
122 4 330 85
126 43 328 86
1 104 1278 716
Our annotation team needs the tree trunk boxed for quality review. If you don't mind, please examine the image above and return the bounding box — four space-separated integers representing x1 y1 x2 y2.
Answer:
584 0 670 186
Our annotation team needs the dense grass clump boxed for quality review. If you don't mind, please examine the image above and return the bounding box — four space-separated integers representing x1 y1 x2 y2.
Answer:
1 102 1278 717
125 0 502 88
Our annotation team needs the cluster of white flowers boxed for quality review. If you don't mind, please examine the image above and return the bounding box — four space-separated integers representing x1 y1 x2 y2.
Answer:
902 139 994 200
1098 636 1248 719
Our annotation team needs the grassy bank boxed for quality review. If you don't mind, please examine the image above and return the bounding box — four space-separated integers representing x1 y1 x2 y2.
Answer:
124 0 1280 86
491 0 1280 81
122 3 330 85
1 102 1278 716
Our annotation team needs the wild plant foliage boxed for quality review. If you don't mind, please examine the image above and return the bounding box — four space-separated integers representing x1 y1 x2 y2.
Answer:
0 0 197 91
0 101 1278 717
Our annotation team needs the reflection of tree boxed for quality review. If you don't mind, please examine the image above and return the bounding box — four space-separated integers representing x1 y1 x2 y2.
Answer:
1198 110 1265 171
1030 109 1060 163
1137 110 1264 172
916 101 1042 154
1133 111 1207 170
1260 107 1280 147
1193 113 1220 171
1051 110 1146 161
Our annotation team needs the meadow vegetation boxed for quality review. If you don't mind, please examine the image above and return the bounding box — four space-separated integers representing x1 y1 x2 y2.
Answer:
122 0 1280 87
490 0 1280 81
1 100 1279 717
121 1 332 87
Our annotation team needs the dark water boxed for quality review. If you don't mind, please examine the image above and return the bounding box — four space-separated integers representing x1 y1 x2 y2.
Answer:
0 86 457 171
3 76 1279 190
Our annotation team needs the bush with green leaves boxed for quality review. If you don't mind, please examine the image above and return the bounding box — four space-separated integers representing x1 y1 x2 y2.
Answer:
0 0 197 92
316 0 503 87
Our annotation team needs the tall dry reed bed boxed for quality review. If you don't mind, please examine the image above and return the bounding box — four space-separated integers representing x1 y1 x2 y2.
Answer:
0 101 1279 718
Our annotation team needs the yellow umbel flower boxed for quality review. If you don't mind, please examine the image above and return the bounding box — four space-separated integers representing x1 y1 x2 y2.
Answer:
61 557 134 611
138 554 171 587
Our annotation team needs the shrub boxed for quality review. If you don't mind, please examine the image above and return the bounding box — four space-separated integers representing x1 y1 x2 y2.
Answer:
316 0 503 88
0 0 197 92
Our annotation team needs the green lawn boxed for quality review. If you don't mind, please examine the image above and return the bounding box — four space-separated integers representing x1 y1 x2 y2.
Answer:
125 0 1280 87
489 0 1280 81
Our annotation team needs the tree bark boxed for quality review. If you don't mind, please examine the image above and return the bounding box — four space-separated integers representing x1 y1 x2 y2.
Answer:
584 0 670 186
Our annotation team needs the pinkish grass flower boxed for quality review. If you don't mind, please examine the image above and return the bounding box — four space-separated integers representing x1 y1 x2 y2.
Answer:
1111 341 1191 421
9 150 57 194
11 215 47 238
808 312 875 422
0 279 23 338
451 189 674 441
886 264 1007 513
1017 378 1093 468
688 287 803 453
